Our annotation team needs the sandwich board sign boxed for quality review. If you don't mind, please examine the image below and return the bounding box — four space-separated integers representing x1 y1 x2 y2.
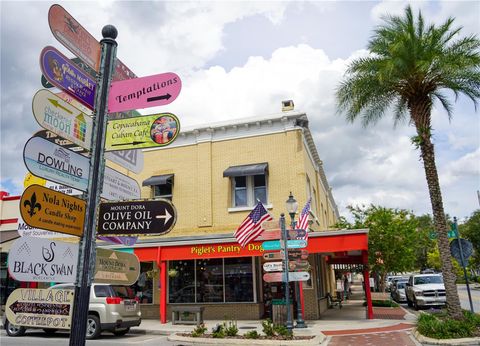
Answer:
6 288 74 330
24 136 90 192
17 216 75 239
48 4 136 82
105 113 180 151
8 237 79 283
40 46 96 109
32 89 93 150
94 248 140 285
20 184 86 237
108 72 181 113
97 199 177 236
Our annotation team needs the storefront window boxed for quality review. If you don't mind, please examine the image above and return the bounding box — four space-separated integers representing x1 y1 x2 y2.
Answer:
168 258 254 303
197 259 223 302
225 257 254 302
132 262 155 304
169 260 195 303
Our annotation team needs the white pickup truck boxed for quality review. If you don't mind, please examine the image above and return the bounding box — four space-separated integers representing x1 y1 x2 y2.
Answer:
405 273 446 310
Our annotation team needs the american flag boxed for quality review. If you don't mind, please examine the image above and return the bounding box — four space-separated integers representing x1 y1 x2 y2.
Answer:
297 198 311 239
234 202 273 247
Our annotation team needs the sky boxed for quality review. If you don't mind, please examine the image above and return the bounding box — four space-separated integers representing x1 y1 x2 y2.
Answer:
1 1 479 223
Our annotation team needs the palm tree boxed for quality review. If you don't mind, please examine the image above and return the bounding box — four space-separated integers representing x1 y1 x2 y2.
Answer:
336 5 480 319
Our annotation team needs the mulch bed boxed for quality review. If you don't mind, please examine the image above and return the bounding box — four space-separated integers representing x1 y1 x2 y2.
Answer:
373 306 406 320
178 333 314 340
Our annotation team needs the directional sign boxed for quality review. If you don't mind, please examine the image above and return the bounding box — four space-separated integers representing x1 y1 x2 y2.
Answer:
17 216 75 239
289 229 307 239
48 4 136 81
263 252 283 261
8 237 79 282
263 272 310 283
94 248 140 285
289 260 310 271
105 113 180 151
34 129 88 155
105 149 144 174
24 136 90 191
6 288 74 330
450 238 474 267
97 199 177 236
24 172 46 189
33 89 93 150
429 230 457 240
288 249 309 260
103 166 141 201
262 240 307 251
263 262 283 272
262 220 279 230
42 57 97 89
40 46 96 109
259 230 281 240
20 184 85 237
108 72 181 113
45 180 83 196
56 91 93 115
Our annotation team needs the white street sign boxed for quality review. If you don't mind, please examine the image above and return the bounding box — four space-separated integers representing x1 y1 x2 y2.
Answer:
263 262 283 272
103 167 141 201
17 216 75 238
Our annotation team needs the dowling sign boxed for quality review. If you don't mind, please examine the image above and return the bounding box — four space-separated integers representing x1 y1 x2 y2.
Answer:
8 237 78 283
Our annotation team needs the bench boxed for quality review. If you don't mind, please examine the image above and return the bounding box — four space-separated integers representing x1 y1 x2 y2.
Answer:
171 306 204 325
326 292 342 309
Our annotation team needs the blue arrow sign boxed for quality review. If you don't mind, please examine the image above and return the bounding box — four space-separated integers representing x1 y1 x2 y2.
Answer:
262 240 307 251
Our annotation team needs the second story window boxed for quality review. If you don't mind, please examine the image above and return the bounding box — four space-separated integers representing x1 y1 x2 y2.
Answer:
224 163 268 207
142 174 174 201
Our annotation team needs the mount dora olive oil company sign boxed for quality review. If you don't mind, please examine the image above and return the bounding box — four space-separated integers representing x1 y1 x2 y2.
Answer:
23 136 89 191
20 184 85 237
8 237 79 283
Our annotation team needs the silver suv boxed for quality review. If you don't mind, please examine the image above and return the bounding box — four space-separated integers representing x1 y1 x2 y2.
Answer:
405 273 446 310
4 283 141 339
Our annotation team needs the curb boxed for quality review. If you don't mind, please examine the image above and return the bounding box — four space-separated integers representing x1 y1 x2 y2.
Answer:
412 328 480 345
167 333 325 345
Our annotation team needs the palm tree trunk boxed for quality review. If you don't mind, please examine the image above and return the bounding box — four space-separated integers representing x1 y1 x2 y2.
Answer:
419 136 463 319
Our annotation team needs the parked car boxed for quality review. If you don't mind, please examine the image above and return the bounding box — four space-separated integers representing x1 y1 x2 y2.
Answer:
391 279 408 303
4 283 141 339
385 275 404 292
405 273 446 310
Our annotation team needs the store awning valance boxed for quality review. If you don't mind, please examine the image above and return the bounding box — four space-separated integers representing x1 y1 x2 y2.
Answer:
223 163 268 177
142 174 174 186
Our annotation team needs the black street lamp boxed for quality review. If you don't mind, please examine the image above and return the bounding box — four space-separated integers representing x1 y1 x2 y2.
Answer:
286 193 307 328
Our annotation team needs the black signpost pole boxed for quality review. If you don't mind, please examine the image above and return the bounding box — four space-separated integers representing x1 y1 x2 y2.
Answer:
69 26 117 346
280 214 293 333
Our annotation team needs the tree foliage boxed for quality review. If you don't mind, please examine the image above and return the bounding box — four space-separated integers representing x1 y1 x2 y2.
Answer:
459 210 480 268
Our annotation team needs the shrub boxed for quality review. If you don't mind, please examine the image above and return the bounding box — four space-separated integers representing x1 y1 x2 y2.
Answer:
224 320 238 337
244 330 260 339
191 323 207 337
274 324 293 339
417 310 480 339
262 319 275 337
211 323 225 338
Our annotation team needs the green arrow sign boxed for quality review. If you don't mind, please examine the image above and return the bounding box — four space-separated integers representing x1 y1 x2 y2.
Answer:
429 230 457 240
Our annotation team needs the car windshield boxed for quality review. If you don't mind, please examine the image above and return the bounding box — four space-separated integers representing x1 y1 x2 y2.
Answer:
414 276 443 285
397 282 406 289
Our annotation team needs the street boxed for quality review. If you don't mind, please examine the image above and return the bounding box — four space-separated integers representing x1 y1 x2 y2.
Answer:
457 284 480 312
0 330 177 346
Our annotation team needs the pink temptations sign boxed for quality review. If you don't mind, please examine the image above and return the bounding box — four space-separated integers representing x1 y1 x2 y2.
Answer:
108 72 181 113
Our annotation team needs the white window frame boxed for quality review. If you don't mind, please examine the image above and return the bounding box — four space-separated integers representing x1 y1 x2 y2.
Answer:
230 174 268 208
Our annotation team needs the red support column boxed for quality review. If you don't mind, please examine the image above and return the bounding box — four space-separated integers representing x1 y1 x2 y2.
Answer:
363 270 373 319
160 261 167 323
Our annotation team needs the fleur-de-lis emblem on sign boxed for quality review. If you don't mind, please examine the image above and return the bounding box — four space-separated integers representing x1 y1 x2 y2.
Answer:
24 192 41 217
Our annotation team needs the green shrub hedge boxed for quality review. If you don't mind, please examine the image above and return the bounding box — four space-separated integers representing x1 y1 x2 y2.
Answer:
417 310 480 339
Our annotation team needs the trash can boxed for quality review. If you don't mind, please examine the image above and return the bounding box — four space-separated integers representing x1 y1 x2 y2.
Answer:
272 299 294 325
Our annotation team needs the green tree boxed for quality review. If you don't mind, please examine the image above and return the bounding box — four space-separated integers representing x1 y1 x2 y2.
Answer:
415 214 436 270
336 5 480 319
460 210 480 268
335 205 421 291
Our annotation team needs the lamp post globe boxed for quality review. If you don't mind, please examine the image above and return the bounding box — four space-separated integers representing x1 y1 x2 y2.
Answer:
285 192 298 221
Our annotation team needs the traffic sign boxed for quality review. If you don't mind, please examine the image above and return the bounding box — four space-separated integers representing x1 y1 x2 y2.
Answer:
105 149 144 174
6 288 74 330
24 136 90 191
97 199 177 236
263 252 282 261
17 216 75 238
40 46 96 109
48 4 136 81
263 262 283 272
32 89 93 150
94 248 140 285
34 129 88 155
262 240 307 251
105 113 180 151
288 249 309 260
8 237 79 282
429 230 457 240
450 238 474 267
102 166 141 201
108 72 181 113
263 272 310 282
20 184 85 237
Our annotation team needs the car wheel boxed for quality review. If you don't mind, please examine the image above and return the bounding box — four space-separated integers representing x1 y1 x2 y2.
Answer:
5 320 26 337
86 315 101 340
43 328 58 335
113 328 130 336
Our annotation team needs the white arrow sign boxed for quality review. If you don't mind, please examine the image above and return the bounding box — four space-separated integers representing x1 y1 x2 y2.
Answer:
263 262 283 272
155 209 172 224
